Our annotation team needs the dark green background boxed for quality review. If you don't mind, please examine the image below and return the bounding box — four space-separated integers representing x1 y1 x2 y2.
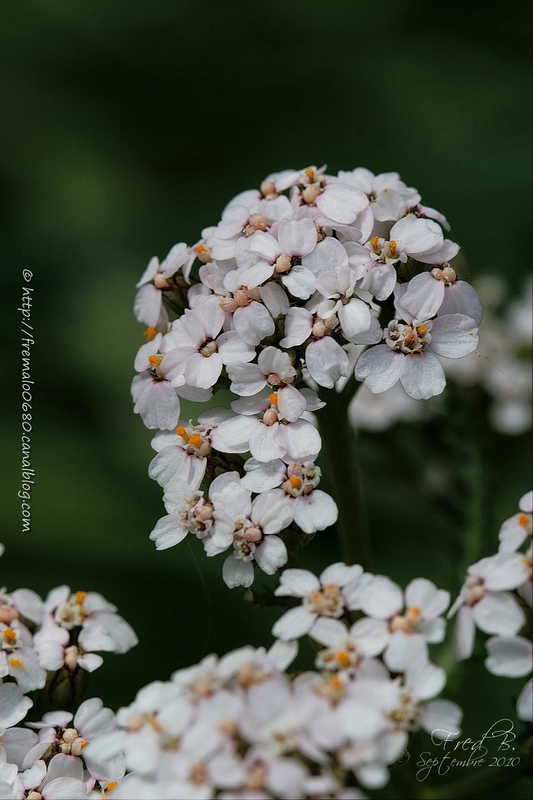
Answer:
2 2 531 796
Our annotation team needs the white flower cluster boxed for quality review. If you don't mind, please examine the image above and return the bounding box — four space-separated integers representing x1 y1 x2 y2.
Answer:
132 166 481 586
82 596 461 800
0 696 124 799
0 585 137 687
448 490 532 721
349 277 532 435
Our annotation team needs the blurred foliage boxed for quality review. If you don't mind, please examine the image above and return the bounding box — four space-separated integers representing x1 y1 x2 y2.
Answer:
2 1 531 796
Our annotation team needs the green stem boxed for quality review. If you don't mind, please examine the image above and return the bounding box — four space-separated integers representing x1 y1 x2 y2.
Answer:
318 377 371 570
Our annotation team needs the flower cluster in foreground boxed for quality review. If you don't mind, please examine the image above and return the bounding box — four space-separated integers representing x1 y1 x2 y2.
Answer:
131 166 481 587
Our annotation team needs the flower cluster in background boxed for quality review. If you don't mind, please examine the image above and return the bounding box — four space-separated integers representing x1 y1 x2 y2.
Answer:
131 166 482 588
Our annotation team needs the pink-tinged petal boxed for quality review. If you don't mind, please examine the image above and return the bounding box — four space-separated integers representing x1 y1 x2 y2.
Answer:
42 778 89 800
234 302 275 346
183 352 222 389
179 308 207 347
390 216 443 258
293 491 338 534
364 262 397 301
401 272 445 321
438 281 483 325
338 298 372 340
249 422 286 462
277 384 307 423
275 569 321 597
191 295 225 339
278 419 321 462
216 481 252 519
217 331 255 365
316 184 368 224
355 345 404 393
400 351 446 400
272 606 317 641
278 217 318 257
149 515 189 550
372 188 409 221
227 362 266 396
280 307 313 348
420 701 462 740
136 256 159 288
135 380 181 430
384 631 428 672
306 337 350 388
302 236 349 274
430 314 478 359
281 266 317 299
405 578 450 618
517 679 532 721
210 415 259 453
259 282 290 318
148 446 189 487
359 576 403 619
237 260 276 289
134 284 162 327
422 239 460 265
160 346 194 385
485 635 532 677
254 535 288 575
252 491 293 534
248 230 282 262
241 459 287 492
473 592 525 636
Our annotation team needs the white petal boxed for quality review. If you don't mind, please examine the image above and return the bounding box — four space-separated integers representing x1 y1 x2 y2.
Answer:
316 184 368 224
305 337 350 388
454 605 476 660
134 284 162 327
401 272 445 321
275 569 320 597
252 491 293 533
420 701 462 740
226 362 266 396
517 678 532 721
400 351 446 400
355 346 404 394
279 307 312 348
254 535 288 575
135 379 181 430
277 384 307 423
311 617 348 647
184 352 222 389
301 237 349 274
149 515 188 550
222 556 255 589
272 606 317 641
249 422 286 462
473 592 525 636
281 266 317 300
359 576 403 619
438 281 483 325
293 491 338 534
278 218 317 257
210 415 259 453
259 282 290 318
320 563 363 587
241 459 287 492
233 302 275 346
338 298 372 340
384 632 428 672
485 635 532 677
277 419 321 461
217 331 256 365
430 314 478 359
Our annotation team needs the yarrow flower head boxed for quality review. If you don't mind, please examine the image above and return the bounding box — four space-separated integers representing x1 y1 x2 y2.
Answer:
131 165 482 588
